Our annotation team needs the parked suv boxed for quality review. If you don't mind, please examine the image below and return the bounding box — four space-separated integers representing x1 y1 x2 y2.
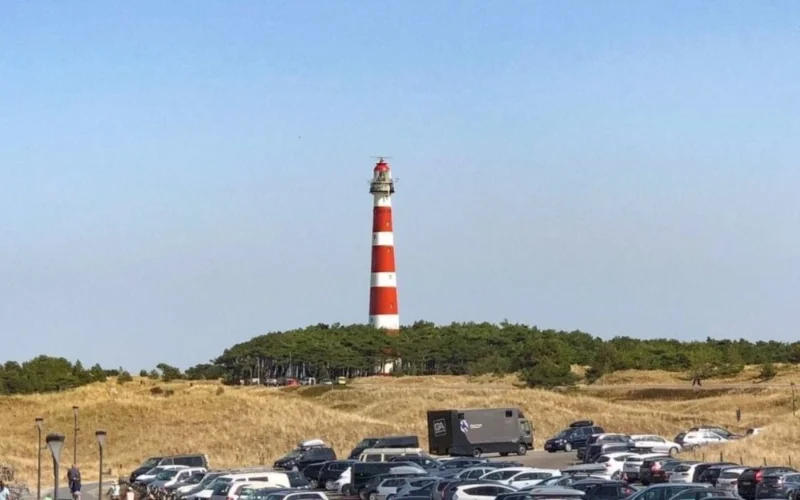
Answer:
349 436 421 460
737 467 797 500
754 471 800 499
274 439 337 471
544 421 604 453
582 435 634 463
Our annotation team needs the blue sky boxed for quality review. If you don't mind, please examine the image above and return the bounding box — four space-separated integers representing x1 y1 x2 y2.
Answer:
1 1 799 370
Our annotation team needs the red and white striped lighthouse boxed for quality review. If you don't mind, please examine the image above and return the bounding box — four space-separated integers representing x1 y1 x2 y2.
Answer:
369 158 399 336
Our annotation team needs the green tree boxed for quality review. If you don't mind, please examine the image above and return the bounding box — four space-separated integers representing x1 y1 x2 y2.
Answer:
117 371 133 384
139 369 148 377
156 363 183 382
759 362 777 380
89 364 107 383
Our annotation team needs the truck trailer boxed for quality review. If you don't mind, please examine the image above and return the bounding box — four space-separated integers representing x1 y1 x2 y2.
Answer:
426 407 534 458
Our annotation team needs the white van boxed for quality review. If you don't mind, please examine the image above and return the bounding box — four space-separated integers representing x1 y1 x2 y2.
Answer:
191 471 299 500
357 448 425 462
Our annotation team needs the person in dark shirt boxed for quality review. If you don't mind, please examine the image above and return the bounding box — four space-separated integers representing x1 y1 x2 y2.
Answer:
67 465 81 500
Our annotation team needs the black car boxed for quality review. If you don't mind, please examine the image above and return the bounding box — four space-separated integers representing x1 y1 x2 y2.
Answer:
697 465 740 487
578 435 631 462
129 454 209 483
545 421 605 453
577 481 637 500
318 460 357 491
274 444 337 471
737 467 797 500
584 443 634 464
693 463 738 484
301 462 330 489
640 458 679 486
666 488 737 500
754 471 800 499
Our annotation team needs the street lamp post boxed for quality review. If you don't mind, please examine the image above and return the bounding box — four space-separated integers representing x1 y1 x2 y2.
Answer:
46 433 65 500
35 417 44 500
96 431 106 500
72 406 79 465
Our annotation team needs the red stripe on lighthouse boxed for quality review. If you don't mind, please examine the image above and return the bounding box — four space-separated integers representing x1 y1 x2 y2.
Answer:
369 287 398 315
372 207 393 232
371 246 396 273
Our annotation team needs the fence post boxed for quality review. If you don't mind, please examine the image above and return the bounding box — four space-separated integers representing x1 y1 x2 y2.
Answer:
764 457 767 466
702 453 706 461
740 456 743 465
790 456 793 467
720 452 724 462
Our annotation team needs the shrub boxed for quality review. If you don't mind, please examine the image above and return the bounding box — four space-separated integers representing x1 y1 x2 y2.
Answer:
117 371 133 384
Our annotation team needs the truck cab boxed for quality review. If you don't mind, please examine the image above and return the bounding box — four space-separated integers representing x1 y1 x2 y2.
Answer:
520 418 534 449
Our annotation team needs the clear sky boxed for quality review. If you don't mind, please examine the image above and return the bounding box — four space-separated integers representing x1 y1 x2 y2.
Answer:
1 1 799 371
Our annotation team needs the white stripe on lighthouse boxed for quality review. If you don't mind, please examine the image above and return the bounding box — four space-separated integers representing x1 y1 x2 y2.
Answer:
370 272 397 287
374 195 392 207
369 314 400 330
372 232 394 246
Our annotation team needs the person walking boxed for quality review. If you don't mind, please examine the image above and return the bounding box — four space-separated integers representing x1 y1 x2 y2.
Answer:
107 480 120 500
67 464 82 500
0 481 10 500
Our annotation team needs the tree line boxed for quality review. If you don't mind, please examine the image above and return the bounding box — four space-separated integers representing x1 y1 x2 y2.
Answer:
3 322 798 394
205 321 800 387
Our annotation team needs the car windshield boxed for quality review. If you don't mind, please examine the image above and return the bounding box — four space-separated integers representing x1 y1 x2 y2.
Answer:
147 467 165 475
157 470 179 480
281 448 302 460
555 430 570 439
486 470 520 480
142 458 162 468
212 483 231 495
357 439 379 448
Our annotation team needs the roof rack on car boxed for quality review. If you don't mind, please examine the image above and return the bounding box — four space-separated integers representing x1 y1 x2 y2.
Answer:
569 420 594 428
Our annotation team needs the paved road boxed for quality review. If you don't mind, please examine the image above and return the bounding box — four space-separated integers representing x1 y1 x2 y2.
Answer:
36 481 100 500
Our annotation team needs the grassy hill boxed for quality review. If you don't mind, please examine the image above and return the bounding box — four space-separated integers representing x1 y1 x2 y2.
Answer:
1 368 799 487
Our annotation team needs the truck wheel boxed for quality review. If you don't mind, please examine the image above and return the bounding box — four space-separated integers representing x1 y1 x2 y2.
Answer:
472 448 482 458
564 443 572 452
517 444 528 456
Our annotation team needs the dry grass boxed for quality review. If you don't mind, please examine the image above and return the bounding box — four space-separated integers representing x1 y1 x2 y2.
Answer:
1 370 798 489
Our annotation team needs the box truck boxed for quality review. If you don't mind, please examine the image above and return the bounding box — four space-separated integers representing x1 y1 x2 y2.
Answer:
426 407 534 458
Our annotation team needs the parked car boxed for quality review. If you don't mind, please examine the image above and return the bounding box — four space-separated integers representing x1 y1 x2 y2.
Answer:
136 465 189 485
737 466 797 500
571 480 637 500
450 483 518 500
625 483 712 500
679 432 728 450
697 465 740 487
623 454 668 483
522 487 586 500
545 422 606 453
318 460 357 491
630 435 683 456
150 467 208 490
641 458 680 485
714 467 746 493
394 477 440 499
692 463 738 484
130 454 210 483
688 427 742 440
595 453 637 479
578 435 632 462
481 468 560 489
274 439 337 471
665 487 736 500
669 463 702 484
754 471 800 499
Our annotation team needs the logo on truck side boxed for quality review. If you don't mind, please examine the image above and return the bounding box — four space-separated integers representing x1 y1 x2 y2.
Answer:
433 419 447 437
460 419 470 434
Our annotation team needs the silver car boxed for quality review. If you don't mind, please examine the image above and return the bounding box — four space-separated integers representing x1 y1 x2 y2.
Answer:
715 467 746 492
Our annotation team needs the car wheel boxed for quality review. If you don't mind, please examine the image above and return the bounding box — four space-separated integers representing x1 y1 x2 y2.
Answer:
343 485 352 496
669 447 679 456
387 495 395 500
325 480 335 491
359 489 367 500
309 480 319 489
517 444 528 456
369 492 378 500
564 443 572 452
472 448 482 458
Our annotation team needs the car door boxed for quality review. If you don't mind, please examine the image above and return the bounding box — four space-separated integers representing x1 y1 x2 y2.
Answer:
508 472 543 489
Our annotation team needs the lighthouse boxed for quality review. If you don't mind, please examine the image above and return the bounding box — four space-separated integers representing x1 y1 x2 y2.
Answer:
369 158 399 339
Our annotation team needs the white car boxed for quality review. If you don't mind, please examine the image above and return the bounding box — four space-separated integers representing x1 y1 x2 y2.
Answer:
596 452 637 479
480 468 560 488
452 483 517 500
333 467 351 494
669 462 702 483
630 435 682 455
136 465 189 483
716 466 747 492
680 430 728 449
456 467 499 480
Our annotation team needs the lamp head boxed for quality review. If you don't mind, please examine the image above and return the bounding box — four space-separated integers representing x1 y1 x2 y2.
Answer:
72 406 79 415
95 430 107 448
35 417 44 431
46 433 66 463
